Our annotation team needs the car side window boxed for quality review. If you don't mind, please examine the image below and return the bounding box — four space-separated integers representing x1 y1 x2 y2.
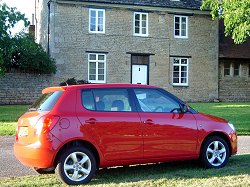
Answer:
82 89 132 112
93 89 132 112
134 89 181 113
82 90 95 110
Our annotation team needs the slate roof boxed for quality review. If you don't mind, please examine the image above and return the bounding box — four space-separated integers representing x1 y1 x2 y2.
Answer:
219 21 250 59
58 0 203 10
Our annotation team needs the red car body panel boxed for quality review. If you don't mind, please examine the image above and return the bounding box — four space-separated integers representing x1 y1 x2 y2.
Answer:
14 84 237 169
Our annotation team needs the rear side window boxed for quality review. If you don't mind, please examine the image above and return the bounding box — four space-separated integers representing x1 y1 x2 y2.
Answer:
82 89 132 112
29 91 63 112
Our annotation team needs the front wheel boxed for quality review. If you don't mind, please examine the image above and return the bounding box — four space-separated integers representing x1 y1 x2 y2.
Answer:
55 146 96 185
200 136 229 168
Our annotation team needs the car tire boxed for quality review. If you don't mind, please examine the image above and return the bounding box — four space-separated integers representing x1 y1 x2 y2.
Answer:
200 136 229 168
33 167 55 174
55 146 97 185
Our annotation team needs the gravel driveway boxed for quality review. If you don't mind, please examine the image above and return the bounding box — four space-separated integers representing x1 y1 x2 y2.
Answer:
0 136 249 178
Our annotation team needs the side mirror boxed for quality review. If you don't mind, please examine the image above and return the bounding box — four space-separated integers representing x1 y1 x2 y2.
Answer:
181 104 190 113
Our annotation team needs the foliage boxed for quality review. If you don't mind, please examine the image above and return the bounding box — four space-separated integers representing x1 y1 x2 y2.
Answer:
201 0 250 44
59 78 90 86
0 3 56 74
0 3 29 37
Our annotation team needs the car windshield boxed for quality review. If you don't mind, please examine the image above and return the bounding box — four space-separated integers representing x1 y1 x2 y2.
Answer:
29 91 63 112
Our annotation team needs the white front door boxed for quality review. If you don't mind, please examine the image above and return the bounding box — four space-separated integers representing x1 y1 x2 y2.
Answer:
132 65 148 85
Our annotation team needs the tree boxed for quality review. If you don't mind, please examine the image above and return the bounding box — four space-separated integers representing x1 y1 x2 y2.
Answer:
0 3 56 74
201 0 250 44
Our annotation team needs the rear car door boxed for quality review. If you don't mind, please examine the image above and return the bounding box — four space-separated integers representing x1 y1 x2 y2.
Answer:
76 88 143 161
133 88 198 158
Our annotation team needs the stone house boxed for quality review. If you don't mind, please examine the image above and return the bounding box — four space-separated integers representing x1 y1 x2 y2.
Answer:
35 0 219 102
219 21 250 101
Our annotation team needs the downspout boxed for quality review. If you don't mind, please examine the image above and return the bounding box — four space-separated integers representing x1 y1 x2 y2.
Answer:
47 0 52 56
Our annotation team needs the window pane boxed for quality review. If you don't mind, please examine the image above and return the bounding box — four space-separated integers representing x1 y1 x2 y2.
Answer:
98 75 104 80
142 20 146 27
91 10 96 17
89 54 96 60
181 66 187 71
234 63 239 76
142 28 147 34
90 68 96 75
98 17 103 25
181 29 186 36
173 59 179 64
181 59 187 64
135 27 140 34
93 89 132 112
181 17 186 24
135 20 140 27
98 24 103 31
98 55 105 61
173 66 179 71
135 14 140 20
82 90 95 110
175 17 180 24
134 89 180 113
224 63 230 76
142 14 147 21
89 75 96 80
181 72 187 77
98 11 103 18
181 78 187 83
98 69 104 74
89 61 96 68
173 72 179 77
173 78 179 83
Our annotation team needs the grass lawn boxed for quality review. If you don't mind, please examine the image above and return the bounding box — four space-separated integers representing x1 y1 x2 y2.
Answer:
189 102 250 135
0 154 249 186
0 105 28 135
0 102 249 135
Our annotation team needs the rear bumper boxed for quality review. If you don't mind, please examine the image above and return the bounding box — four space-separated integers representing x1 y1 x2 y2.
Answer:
14 136 60 168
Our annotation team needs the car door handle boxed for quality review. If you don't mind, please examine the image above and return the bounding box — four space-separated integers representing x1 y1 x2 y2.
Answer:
143 119 154 124
85 118 96 124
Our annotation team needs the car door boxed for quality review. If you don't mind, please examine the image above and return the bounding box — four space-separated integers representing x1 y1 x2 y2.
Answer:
76 88 143 161
133 88 198 158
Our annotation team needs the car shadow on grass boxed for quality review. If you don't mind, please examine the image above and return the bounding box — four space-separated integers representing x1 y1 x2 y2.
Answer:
90 154 250 185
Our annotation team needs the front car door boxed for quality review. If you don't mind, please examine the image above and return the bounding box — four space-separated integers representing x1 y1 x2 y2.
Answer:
132 88 198 158
76 88 143 161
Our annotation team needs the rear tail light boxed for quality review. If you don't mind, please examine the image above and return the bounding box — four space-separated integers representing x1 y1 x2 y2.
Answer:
34 115 60 135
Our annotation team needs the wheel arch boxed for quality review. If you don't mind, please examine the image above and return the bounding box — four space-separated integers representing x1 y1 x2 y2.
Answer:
53 139 100 168
200 131 232 157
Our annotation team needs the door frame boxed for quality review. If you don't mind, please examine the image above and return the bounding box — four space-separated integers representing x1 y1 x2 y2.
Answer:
130 54 150 85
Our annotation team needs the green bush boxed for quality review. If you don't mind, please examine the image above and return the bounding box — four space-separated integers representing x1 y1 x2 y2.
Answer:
3 34 57 74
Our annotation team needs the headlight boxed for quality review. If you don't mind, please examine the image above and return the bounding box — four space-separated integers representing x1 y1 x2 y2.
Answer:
228 123 236 131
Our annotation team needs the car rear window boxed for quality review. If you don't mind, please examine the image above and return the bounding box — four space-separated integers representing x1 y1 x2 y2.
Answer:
29 91 63 112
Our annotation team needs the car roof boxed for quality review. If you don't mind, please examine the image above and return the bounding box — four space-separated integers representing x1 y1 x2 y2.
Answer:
42 84 159 93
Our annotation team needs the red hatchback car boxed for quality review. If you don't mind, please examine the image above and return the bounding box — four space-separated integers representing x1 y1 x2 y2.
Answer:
14 84 237 185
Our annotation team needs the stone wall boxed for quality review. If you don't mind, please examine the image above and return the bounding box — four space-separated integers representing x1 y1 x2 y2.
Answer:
219 60 250 101
0 73 58 104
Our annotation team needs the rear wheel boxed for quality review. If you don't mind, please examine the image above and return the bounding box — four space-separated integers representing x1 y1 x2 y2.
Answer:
55 146 96 185
200 136 229 168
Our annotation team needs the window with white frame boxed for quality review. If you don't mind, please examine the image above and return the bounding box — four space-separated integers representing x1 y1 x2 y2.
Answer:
134 12 148 36
173 58 188 86
89 9 105 33
174 15 188 38
88 54 106 83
